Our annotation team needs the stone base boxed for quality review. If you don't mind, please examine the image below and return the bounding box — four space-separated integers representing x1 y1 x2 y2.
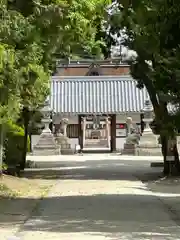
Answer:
122 143 136 155
136 146 162 156
33 128 60 156
61 144 74 155
55 134 74 155
137 132 162 155
33 148 60 156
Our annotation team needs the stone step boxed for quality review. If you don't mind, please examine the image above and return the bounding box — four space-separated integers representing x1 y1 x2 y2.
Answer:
151 162 163 167
82 148 111 153
122 150 135 155
136 149 162 156
21 168 63 178
61 149 75 155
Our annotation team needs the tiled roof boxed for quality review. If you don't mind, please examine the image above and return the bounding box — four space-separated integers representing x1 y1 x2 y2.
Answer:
50 75 150 114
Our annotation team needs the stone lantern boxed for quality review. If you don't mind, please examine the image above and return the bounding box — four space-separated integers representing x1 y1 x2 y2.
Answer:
142 100 154 134
33 100 60 156
41 100 52 130
136 99 161 156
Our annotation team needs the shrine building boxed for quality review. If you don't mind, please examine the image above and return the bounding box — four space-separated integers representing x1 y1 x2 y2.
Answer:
49 59 149 152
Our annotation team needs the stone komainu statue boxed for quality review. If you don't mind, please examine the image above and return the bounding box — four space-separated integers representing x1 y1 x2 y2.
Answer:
126 129 141 145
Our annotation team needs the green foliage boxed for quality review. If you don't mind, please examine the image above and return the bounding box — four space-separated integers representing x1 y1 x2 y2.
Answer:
0 0 111 115
107 1 180 130
2 162 7 170
3 121 30 165
28 110 43 135
109 1 180 103
0 44 21 124
0 0 112 167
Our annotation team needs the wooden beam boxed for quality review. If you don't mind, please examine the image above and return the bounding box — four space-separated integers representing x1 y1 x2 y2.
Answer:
110 114 116 152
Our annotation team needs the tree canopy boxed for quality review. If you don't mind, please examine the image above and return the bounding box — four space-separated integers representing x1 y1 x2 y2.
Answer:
0 0 112 170
109 1 180 109
107 0 180 174
0 0 111 119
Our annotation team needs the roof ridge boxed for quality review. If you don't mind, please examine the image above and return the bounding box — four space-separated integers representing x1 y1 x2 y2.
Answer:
51 75 135 82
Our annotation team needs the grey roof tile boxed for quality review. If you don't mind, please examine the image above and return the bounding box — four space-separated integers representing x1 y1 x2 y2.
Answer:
50 75 150 114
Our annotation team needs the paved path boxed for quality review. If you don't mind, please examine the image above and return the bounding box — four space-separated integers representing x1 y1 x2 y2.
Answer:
9 157 180 239
26 154 163 168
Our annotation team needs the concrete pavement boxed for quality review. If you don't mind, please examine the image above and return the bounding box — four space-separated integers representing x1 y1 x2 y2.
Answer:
6 156 180 240
26 153 163 168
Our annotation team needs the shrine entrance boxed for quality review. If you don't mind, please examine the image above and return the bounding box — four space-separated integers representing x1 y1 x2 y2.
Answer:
80 115 111 151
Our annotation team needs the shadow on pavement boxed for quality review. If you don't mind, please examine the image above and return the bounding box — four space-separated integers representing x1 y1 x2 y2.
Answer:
22 159 163 182
1 156 180 239
0 194 180 239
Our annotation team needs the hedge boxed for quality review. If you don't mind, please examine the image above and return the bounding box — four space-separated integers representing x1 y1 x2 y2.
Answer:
3 121 30 166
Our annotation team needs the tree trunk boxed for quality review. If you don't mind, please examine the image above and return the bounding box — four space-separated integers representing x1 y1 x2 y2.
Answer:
141 77 171 174
161 135 169 174
173 143 180 174
161 135 180 175
20 107 30 170
0 125 3 176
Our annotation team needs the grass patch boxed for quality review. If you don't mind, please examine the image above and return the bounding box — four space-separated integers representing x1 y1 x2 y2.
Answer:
0 182 18 198
0 174 54 199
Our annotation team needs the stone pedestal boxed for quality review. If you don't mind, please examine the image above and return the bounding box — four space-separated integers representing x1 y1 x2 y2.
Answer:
136 132 161 156
55 118 74 155
33 128 60 155
55 133 74 155
122 143 136 155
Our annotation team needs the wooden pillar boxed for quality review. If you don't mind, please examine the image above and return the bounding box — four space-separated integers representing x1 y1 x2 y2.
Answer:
105 116 110 148
78 115 83 149
82 117 86 148
110 114 116 152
